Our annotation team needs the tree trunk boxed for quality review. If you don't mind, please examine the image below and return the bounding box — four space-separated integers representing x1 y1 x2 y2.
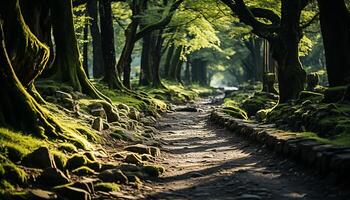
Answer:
175 61 183 84
151 30 165 88
139 32 152 86
99 0 123 89
169 46 182 81
184 59 191 84
0 1 61 138
163 45 175 78
83 22 89 78
318 0 350 86
272 0 306 103
87 0 104 78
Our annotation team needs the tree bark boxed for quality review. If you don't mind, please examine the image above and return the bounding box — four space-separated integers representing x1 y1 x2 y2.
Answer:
318 0 350 86
150 30 165 88
0 1 62 138
139 31 152 86
83 21 89 78
169 46 182 81
163 45 175 78
99 0 124 89
272 0 306 103
87 0 105 78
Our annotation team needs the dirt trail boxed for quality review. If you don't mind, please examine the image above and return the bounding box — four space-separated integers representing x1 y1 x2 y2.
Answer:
143 98 350 200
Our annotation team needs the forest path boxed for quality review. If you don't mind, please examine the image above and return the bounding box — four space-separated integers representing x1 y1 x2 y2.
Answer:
143 98 349 200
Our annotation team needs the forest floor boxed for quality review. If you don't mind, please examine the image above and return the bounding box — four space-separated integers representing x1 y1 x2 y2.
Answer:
138 98 350 200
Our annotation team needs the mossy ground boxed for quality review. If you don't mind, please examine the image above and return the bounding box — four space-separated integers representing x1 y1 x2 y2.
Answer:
222 82 350 147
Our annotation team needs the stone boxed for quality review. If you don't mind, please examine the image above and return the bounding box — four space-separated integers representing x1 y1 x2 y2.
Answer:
38 167 70 187
118 163 142 172
140 116 157 126
94 182 120 192
56 91 73 100
72 166 96 176
22 147 55 169
91 108 107 120
128 107 140 120
61 97 76 111
235 194 262 200
175 106 198 112
66 154 88 170
125 154 143 165
124 144 151 155
92 117 104 131
103 122 110 130
98 169 128 184
142 165 165 177
306 73 319 91
55 186 91 200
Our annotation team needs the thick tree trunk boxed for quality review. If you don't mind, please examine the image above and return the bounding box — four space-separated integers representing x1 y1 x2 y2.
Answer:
184 59 191 84
163 45 175 78
119 20 138 89
83 22 89 78
87 0 104 78
48 0 109 100
150 30 165 88
169 46 182 81
318 0 350 86
139 32 152 86
99 0 124 89
272 0 306 103
175 61 183 84
0 1 61 138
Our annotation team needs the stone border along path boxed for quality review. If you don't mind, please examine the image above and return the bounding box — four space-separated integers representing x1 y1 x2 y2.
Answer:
210 111 350 183
140 98 350 200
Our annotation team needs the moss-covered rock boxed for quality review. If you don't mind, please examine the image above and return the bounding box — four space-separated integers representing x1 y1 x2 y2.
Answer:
98 169 128 184
142 165 165 177
222 107 248 120
125 154 143 165
66 154 88 170
58 143 78 153
94 182 120 192
86 161 101 171
38 167 70 187
72 166 96 176
124 144 151 155
21 146 56 169
53 151 67 170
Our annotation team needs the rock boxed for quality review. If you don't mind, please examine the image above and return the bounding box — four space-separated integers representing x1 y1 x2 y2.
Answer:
94 182 120 192
124 144 151 155
61 97 76 111
86 161 102 171
125 154 143 165
117 103 130 112
55 186 91 200
98 169 128 184
56 91 73 100
66 154 88 170
91 108 107 120
190 172 204 177
142 165 165 177
140 116 157 126
103 122 110 130
38 167 70 187
71 181 94 194
175 106 198 112
92 117 104 131
149 147 161 157
22 147 56 169
118 163 142 172
141 154 154 161
29 189 57 200
323 86 347 103
72 166 96 176
128 107 140 120
306 73 319 91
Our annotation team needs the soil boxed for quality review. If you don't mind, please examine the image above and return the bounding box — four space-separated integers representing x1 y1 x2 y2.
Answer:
138 98 350 200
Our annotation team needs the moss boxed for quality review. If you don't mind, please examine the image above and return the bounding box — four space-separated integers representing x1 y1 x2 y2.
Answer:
0 156 27 185
0 180 14 191
72 166 96 176
222 107 248 120
57 143 78 153
84 152 96 162
142 165 165 177
0 128 44 162
52 151 68 170
94 182 120 192
66 154 88 170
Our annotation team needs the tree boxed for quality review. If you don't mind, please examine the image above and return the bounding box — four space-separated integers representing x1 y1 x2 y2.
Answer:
0 0 62 138
318 0 350 87
87 0 105 78
221 0 313 102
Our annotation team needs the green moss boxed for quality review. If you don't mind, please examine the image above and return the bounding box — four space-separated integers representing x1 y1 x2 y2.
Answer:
0 180 14 191
66 154 88 170
94 182 120 192
0 128 44 162
72 166 96 176
0 155 27 184
222 106 248 120
142 165 165 177
52 151 67 170
58 143 78 153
